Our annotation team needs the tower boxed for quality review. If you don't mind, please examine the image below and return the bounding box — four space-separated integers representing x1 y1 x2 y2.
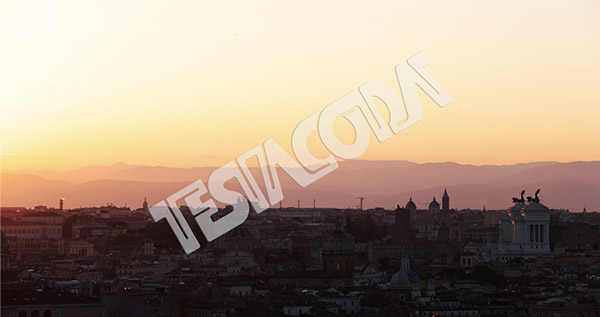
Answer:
442 188 449 213
393 205 413 245
143 197 148 210
59 198 64 211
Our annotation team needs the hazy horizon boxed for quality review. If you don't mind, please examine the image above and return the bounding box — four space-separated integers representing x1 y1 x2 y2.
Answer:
3 160 599 212
4 158 600 173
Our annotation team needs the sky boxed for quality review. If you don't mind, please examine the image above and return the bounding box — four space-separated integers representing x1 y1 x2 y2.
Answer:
1 0 599 171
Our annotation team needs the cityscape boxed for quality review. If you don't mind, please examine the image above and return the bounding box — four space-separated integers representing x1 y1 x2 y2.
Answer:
1 185 600 316
2 1 600 316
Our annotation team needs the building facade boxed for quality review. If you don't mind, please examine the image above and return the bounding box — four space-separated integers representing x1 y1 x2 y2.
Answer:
494 201 551 261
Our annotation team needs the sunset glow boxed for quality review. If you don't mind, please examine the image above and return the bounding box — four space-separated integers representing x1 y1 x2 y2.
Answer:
1 0 600 171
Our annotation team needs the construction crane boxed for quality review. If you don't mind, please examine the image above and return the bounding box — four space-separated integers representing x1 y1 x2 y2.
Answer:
356 197 364 210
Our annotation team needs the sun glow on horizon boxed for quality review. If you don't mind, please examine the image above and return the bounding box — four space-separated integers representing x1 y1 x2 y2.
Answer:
1 0 600 171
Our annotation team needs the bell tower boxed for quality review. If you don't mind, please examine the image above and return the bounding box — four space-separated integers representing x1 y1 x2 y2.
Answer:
442 188 450 213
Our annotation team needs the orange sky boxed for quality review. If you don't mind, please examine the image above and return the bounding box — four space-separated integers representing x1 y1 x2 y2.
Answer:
1 0 600 171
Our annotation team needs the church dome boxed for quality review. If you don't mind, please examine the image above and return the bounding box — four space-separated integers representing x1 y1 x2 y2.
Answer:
429 197 440 211
390 257 420 286
323 230 354 251
405 198 417 211
390 269 420 285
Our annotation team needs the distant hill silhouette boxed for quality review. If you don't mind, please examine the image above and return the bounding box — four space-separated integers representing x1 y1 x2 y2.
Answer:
2 161 599 212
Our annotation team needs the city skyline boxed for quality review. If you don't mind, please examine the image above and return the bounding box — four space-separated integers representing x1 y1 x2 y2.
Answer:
3 160 600 212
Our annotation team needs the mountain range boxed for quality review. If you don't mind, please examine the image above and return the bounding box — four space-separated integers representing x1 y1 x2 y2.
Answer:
2 160 599 212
